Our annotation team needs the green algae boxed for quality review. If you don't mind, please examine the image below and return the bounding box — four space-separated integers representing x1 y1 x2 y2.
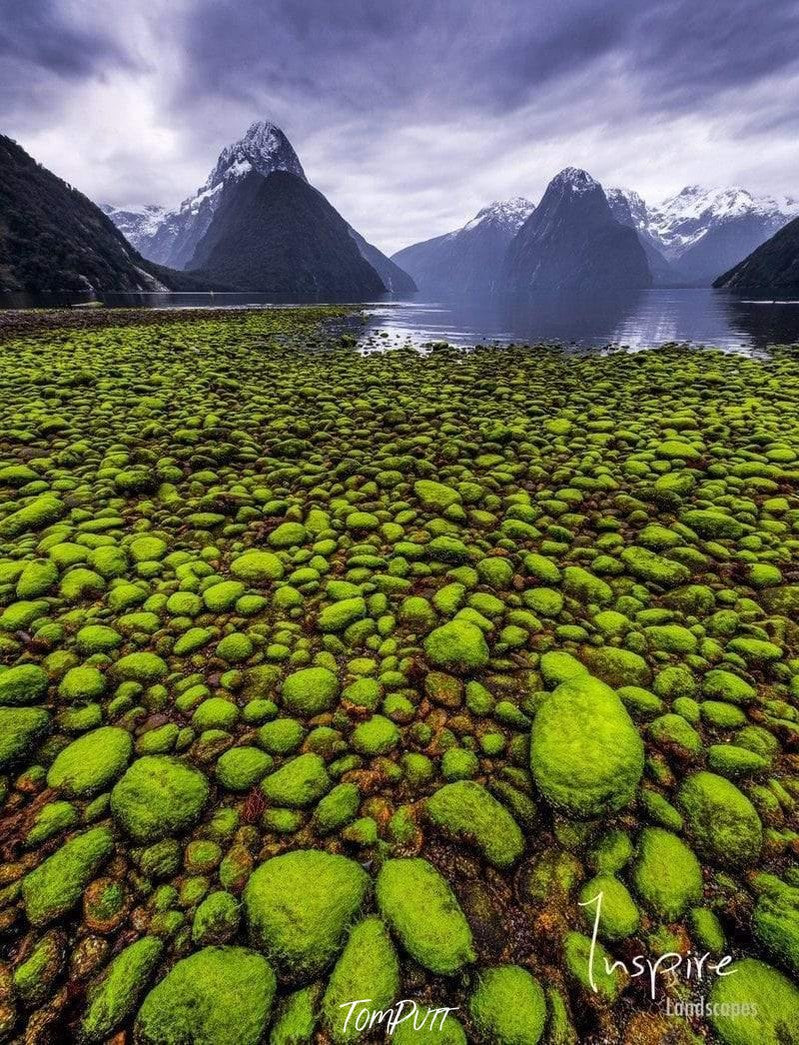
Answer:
0 308 797 1041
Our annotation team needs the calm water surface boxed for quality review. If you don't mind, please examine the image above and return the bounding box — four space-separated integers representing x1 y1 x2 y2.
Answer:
2 288 798 354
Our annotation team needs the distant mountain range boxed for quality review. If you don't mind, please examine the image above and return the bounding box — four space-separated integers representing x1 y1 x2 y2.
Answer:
609 185 799 286
2 115 797 298
395 179 799 295
103 120 415 297
391 198 534 296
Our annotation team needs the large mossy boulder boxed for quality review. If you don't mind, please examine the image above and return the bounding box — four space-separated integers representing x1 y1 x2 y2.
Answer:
375 858 475 975
0 706 50 770
322 916 400 1043
80 936 164 1043
0 663 48 706
530 674 644 818
424 620 489 674
47 726 132 797
469 965 546 1045
244 850 369 979
631 828 702 920
134 946 275 1045
677 771 762 867
426 780 524 869
23 827 114 925
111 756 209 842
707 958 799 1045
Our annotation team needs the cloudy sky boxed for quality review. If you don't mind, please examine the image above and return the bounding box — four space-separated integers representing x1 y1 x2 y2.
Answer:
2 0 798 253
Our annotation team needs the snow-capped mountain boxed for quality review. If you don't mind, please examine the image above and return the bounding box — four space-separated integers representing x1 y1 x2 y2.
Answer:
608 185 798 285
503 168 651 293
104 121 306 270
102 119 415 293
391 196 534 295
100 203 168 255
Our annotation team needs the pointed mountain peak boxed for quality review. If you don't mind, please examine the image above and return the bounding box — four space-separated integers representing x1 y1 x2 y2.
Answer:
550 167 599 193
203 119 306 192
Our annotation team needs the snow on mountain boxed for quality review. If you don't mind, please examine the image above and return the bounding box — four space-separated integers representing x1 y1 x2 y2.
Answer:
103 120 307 269
391 197 535 295
100 203 168 253
649 185 797 257
461 197 535 234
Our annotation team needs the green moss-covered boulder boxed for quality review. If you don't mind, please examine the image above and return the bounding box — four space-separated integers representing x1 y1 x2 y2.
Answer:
281 666 340 715
134 946 275 1045
269 985 321 1045
578 874 640 941
215 746 273 790
111 756 209 841
0 663 48 706
631 828 702 920
707 958 799 1045
426 780 524 869
47 726 132 797
677 771 762 867
469 965 546 1045
376 858 475 975
530 674 644 818
230 549 284 582
244 850 369 978
424 620 489 674
0 706 50 769
22 827 114 925
322 917 400 1043
753 888 799 979
79 936 164 1043
261 752 331 807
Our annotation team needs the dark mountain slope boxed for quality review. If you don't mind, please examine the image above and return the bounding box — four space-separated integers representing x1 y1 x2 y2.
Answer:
0 135 195 293
188 171 386 299
713 216 799 292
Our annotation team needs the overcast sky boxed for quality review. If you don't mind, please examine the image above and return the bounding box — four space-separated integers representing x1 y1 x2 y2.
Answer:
2 0 798 254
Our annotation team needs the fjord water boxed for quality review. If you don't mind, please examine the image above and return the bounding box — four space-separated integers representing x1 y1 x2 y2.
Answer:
364 289 799 353
1 288 798 353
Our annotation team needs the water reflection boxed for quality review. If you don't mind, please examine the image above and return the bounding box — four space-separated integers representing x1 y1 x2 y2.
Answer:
1 288 798 354
363 290 799 354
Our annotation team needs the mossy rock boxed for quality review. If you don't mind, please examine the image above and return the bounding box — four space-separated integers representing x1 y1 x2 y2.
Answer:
580 646 651 688
426 780 524 868
244 850 369 979
47 726 132 797
0 706 50 769
0 663 48 706
469 965 546 1045
135 946 275 1045
753 887 799 979
375 858 475 975
230 549 284 582
530 674 644 818
269 984 321 1044
424 620 490 674
22 827 114 925
677 771 762 867
631 828 702 920
281 666 340 715
707 958 799 1045
215 746 273 790
261 752 331 808
111 756 209 842
192 891 241 946
578 874 640 941
322 916 400 1043
79 936 164 1043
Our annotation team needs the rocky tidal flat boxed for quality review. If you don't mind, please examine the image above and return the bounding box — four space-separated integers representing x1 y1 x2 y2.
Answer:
0 307 797 1044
